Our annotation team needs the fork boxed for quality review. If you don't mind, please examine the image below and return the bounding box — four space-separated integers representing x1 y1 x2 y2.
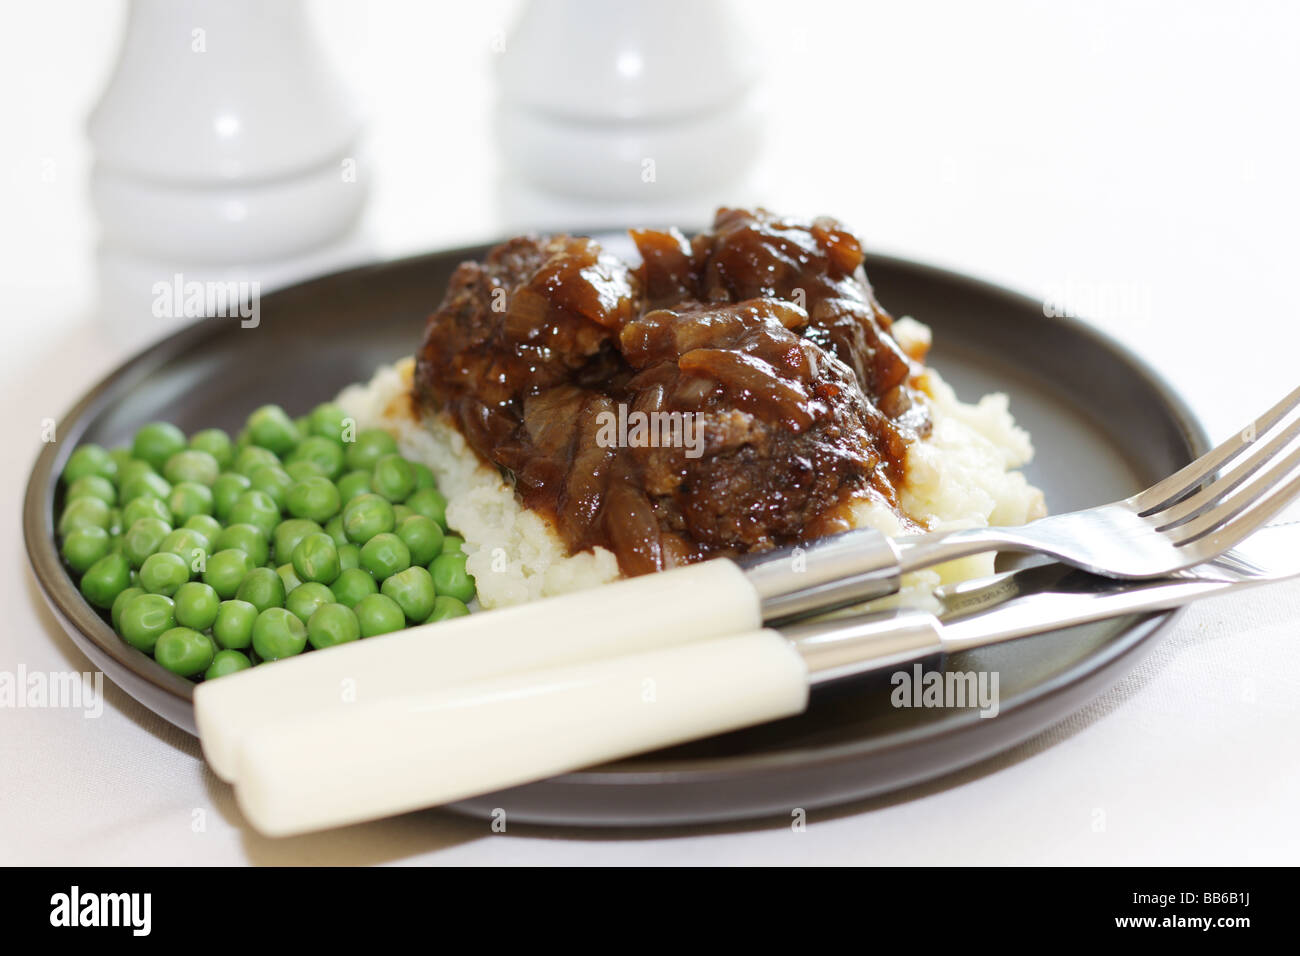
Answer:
196 386 1300 781
896 384 1300 572
744 383 1300 620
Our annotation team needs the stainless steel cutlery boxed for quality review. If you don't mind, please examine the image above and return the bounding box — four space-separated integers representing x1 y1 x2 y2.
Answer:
193 388 1300 835
231 517 1300 835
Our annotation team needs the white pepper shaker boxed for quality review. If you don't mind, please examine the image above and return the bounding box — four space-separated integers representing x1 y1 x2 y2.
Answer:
494 0 765 232
88 0 370 331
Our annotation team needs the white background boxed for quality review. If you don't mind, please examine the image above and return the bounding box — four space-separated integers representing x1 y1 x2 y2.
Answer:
2 0 1298 865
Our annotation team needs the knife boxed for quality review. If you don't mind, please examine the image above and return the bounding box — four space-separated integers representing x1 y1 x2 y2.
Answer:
229 520 1300 836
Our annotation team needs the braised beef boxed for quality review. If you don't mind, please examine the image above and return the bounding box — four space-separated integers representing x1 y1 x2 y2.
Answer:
413 208 931 576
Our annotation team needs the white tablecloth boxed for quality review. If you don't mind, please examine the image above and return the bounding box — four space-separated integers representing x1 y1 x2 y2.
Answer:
3 0 1297 865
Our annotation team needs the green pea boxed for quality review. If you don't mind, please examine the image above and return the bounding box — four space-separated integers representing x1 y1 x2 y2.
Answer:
173 581 220 630
203 548 253 599
163 449 220 486
276 563 304 593
209 474 248 525
393 506 415 527
189 428 233 469
441 533 465 555
360 532 410 579
342 493 395 544
205 649 252 680
117 458 158 485
424 595 471 623
62 525 111 574
122 495 172 528
157 527 211 566
252 607 308 661
107 447 134 478
430 552 476 603
286 581 334 625
232 444 280 479
212 599 257 650
330 567 377 608
183 513 223 540
155 627 215 677
131 422 187 471
245 405 300 456
80 552 130 609
120 470 172 504
285 475 341 523
118 593 175 652
405 487 448 529
107 508 123 536
139 551 190 596
411 462 435 491
353 593 405 638
63 444 117 485
215 523 270 567
272 527 318 576
324 514 349 547
381 565 436 622
283 460 322 483
294 414 312 438
288 435 346 480
249 464 293 510
122 517 171 568
59 496 112 535
227 489 279 538
66 474 117 506
111 585 145 631
345 428 398 471
371 454 415 503
335 470 372 503
292 532 340 584
308 402 350 443
307 603 361 650
337 542 361 571
167 481 214 523
236 566 286 612
397 514 444 566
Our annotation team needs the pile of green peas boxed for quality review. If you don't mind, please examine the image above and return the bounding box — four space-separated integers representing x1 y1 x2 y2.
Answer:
57 402 476 681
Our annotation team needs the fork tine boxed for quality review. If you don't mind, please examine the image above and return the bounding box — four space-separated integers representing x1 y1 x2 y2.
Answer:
1173 441 1300 547
1133 383 1300 515
1178 471 1300 565
1153 412 1300 530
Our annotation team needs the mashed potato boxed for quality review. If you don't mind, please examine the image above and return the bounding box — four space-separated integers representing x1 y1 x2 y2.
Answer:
336 324 1045 609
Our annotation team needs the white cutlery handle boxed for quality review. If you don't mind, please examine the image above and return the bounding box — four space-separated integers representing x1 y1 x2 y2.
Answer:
234 629 808 836
196 558 760 781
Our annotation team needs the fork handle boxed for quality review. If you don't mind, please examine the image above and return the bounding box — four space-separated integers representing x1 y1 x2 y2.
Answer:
196 557 762 782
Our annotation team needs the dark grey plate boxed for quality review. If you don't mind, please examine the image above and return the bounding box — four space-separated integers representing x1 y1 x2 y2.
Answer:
23 244 1207 827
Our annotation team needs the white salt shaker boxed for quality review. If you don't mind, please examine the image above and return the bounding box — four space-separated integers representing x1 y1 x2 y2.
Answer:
494 0 765 232
88 0 370 330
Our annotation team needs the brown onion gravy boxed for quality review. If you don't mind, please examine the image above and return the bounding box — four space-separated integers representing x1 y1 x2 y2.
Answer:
413 208 931 576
